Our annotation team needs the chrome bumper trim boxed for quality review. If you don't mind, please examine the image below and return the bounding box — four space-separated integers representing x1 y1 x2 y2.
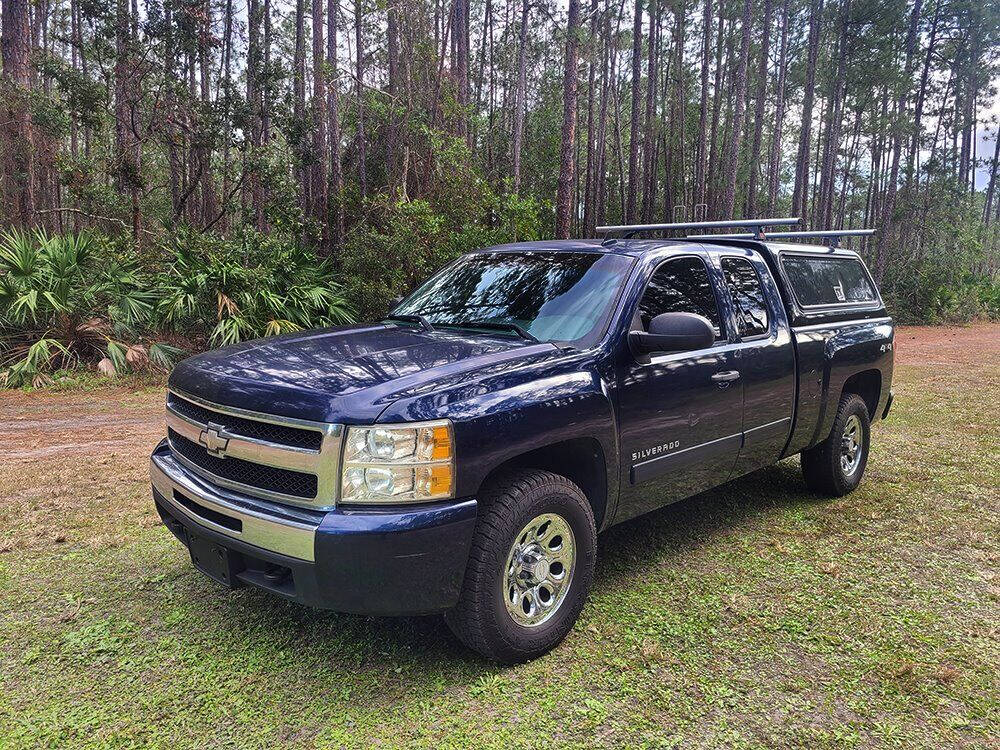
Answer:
151 449 319 561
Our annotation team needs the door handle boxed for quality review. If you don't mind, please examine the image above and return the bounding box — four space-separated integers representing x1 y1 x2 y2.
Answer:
711 370 740 386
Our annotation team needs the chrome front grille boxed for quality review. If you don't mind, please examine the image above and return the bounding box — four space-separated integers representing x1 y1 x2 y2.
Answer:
167 393 324 450
164 389 343 509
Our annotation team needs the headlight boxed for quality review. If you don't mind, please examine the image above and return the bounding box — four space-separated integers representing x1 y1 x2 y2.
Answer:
340 420 454 504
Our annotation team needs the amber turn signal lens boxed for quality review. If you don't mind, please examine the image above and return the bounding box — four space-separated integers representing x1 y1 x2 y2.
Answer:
431 424 452 460
429 464 453 496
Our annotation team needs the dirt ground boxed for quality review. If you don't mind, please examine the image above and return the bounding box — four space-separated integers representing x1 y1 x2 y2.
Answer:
1 323 998 749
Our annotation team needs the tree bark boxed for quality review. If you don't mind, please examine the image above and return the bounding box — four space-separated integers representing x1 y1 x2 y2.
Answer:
113 0 141 237
765 0 789 215
453 0 471 142
695 0 711 209
744 0 773 218
312 0 330 251
719 0 752 219
705 10 727 213
582 0 600 235
792 0 823 220
294 0 308 214
640 0 658 223
906 0 941 187
816 0 851 229
511 0 530 192
355 0 368 196
247 0 266 230
328 0 345 246
386 0 401 192
263 0 272 145
875 0 922 281
166 2 182 219
555 0 582 238
199 0 217 227
2 0 36 227
625 0 642 222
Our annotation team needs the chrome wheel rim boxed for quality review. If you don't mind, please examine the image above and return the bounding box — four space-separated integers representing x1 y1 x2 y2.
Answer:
502 513 576 628
840 414 863 476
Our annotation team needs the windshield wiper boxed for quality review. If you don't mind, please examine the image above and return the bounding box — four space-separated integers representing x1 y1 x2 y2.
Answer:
384 314 435 332
442 320 539 343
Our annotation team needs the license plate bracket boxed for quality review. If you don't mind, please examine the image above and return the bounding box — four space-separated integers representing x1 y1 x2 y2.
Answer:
188 532 241 588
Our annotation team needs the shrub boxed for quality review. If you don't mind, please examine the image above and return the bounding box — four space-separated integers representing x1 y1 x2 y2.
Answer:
157 229 353 347
0 229 181 387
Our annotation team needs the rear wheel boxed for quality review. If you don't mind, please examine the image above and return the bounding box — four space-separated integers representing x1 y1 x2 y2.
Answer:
801 393 871 496
445 469 596 663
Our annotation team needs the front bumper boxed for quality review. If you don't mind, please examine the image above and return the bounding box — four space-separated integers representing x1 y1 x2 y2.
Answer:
150 440 478 615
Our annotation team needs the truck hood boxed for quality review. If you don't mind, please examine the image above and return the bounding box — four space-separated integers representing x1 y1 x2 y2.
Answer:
168 324 561 423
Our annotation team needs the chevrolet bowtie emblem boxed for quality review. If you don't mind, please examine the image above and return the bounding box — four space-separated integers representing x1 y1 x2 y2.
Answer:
199 422 230 457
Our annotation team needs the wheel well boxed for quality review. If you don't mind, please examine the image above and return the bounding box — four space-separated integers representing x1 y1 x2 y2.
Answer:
842 369 881 419
477 438 608 528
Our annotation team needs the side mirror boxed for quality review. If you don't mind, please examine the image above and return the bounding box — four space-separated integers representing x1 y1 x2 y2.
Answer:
629 312 715 355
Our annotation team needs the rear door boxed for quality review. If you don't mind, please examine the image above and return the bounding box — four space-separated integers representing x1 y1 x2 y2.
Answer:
718 252 796 477
614 254 744 523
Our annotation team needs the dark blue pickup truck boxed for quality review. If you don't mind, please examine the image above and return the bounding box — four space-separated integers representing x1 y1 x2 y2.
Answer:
151 221 894 662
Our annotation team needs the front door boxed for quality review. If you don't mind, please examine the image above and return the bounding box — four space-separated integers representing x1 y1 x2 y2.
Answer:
615 255 744 523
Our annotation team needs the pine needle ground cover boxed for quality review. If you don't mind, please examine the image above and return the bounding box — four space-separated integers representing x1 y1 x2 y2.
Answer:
1 325 997 749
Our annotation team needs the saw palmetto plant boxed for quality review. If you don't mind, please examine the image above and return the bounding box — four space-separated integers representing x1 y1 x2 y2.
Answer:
0 230 181 387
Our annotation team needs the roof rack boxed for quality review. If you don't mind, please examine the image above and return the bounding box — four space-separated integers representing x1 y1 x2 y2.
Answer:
596 217 801 240
685 228 875 248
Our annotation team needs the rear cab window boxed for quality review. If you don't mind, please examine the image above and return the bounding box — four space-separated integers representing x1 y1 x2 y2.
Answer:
780 254 879 308
721 257 769 338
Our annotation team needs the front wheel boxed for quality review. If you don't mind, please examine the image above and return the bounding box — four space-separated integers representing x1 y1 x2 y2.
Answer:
445 469 596 663
801 393 871 496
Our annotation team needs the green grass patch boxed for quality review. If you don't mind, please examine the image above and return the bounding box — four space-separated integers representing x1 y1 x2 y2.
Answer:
1 336 998 749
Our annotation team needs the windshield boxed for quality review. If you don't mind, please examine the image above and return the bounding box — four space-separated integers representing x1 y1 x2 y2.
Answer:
393 251 635 345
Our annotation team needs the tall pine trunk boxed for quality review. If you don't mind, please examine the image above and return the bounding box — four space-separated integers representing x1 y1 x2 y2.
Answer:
815 0 851 229
582 0 600 235
875 0 922 281
555 0 582 238
1 0 35 226
625 0 642 222
312 0 329 251
765 0 789 215
247 0 266 230
640 0 658 223
328 0 345 247
792 0 823 219
511 0 530 192
355 0 368 196
695 0 711 209
293 0 307 215
744 0 772 218
719 0 752 219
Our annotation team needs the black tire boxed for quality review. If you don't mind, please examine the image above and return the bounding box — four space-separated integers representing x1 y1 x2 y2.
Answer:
445 469 597 664
801 393 871 497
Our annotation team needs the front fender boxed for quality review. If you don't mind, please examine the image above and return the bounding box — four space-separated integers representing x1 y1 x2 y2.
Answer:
377 362 619 513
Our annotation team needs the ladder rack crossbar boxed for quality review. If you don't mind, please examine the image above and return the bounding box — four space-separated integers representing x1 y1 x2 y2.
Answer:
597 217 801 239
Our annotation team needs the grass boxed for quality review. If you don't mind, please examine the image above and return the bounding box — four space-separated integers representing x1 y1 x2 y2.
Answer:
1 325 997 749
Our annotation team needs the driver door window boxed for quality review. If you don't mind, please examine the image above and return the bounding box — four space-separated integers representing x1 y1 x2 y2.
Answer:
637 256 724 341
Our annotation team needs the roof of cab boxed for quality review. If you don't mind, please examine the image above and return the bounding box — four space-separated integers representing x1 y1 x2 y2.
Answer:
473 238 706 258
473 237 864 262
